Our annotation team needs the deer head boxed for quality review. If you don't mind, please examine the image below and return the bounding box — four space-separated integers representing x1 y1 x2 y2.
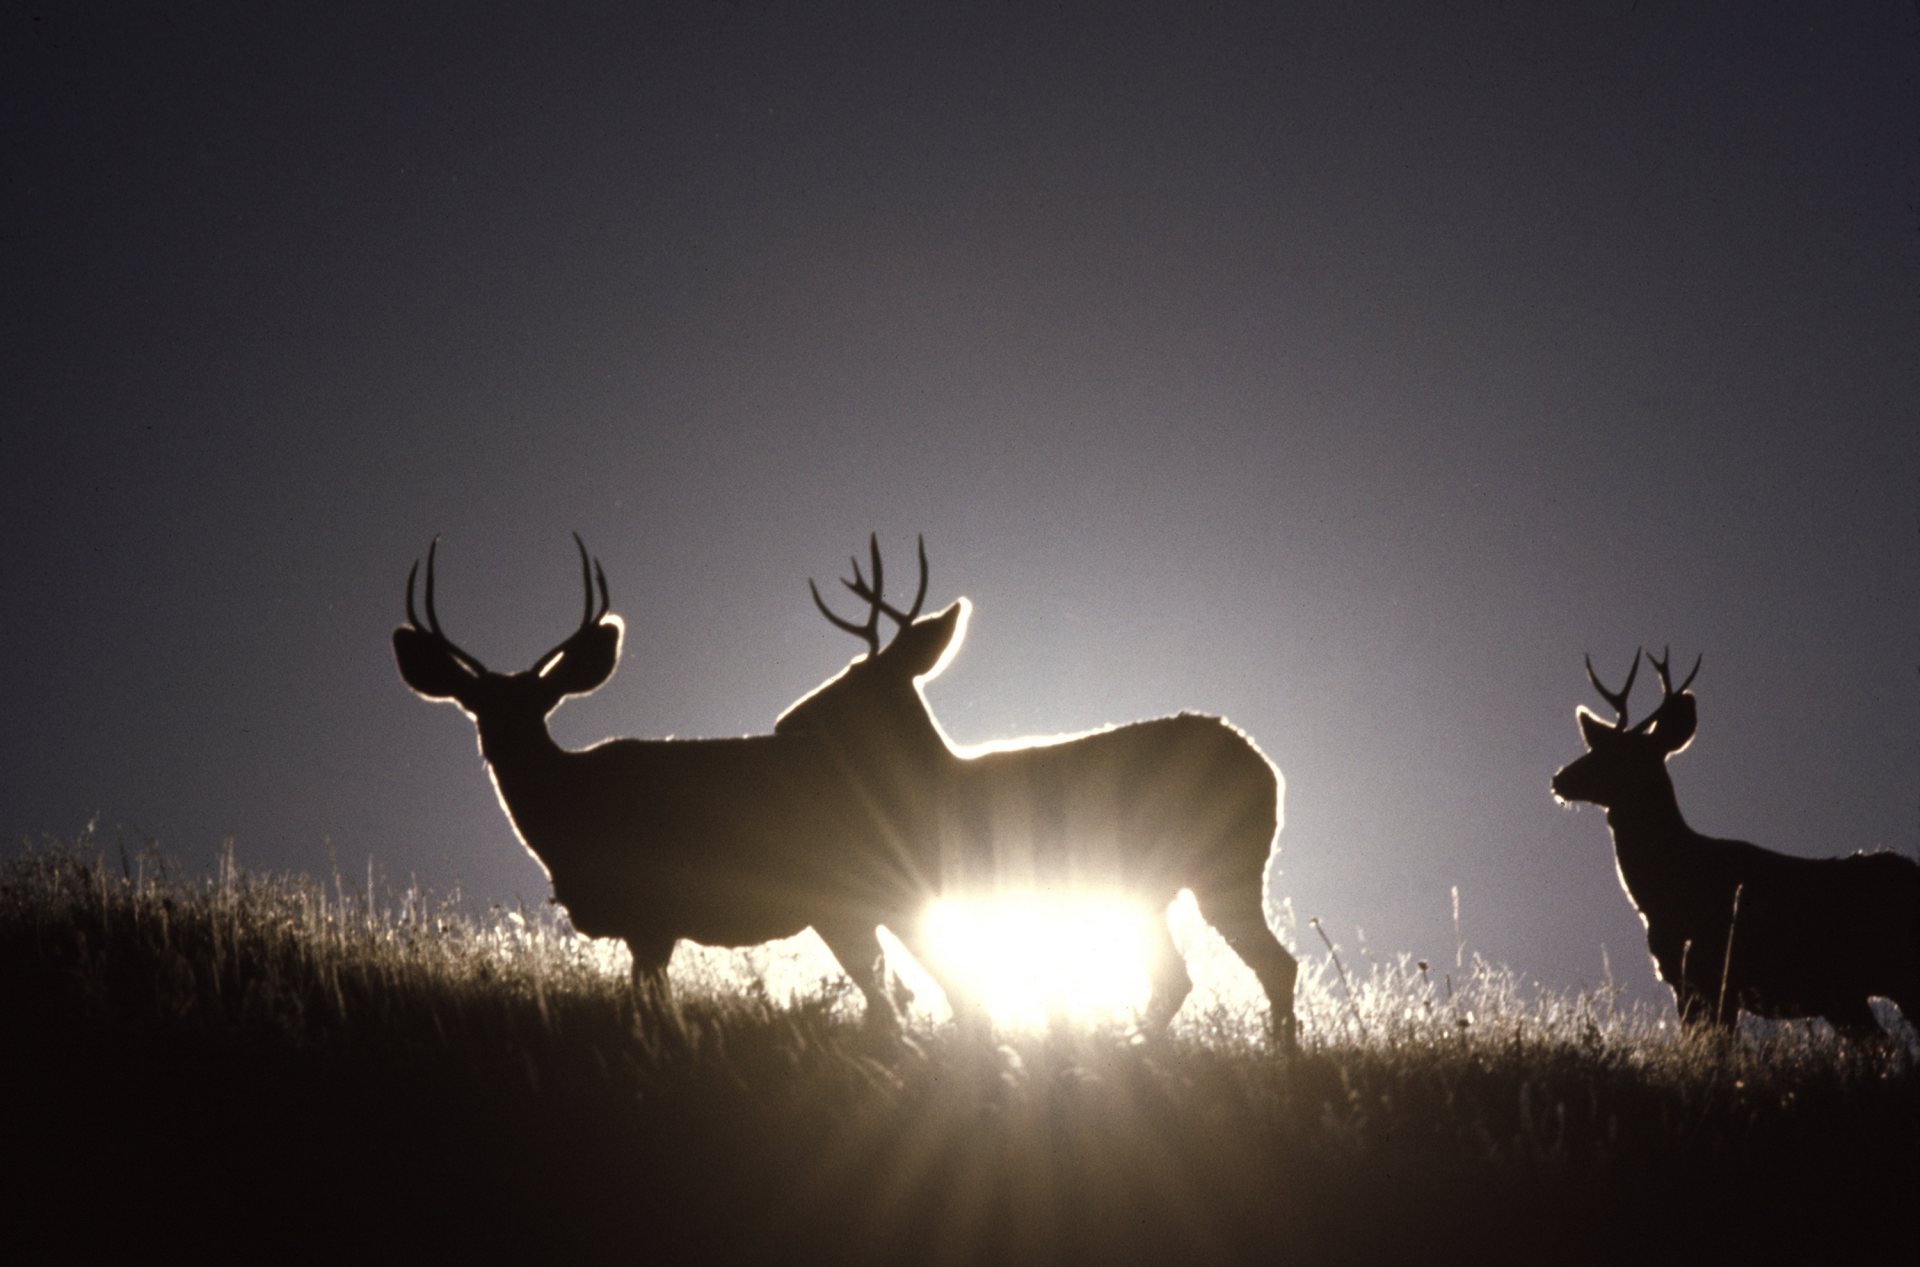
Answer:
1551 647 1701 810
393 534 623 737
775 535 968 760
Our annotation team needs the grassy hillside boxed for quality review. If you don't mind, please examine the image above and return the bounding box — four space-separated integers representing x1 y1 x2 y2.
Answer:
4 840 1913 1265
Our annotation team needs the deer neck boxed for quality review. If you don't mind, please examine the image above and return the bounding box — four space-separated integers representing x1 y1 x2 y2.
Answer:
473 713 569 787
828 710 952 792
1603 777 1696 873
898 714 955 768
470 715 586 869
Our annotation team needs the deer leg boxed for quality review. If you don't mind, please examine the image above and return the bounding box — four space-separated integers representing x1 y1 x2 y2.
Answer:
625 938 680 1025
890 927 993 1038
1142 913 1194 1033
1198 892 1300 1052
882 962 916 1015
816 923 905 1031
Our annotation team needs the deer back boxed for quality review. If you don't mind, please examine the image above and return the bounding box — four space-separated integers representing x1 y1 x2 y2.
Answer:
943 713 1280 889
789 538 1281 896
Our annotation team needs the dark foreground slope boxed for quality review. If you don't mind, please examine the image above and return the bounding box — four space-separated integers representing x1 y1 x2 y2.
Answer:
4 846 1914 1265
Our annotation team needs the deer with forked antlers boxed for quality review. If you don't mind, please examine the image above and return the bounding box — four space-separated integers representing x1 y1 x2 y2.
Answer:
393 535 925 1026
1551 649 1920 1035
776 537 1298 1046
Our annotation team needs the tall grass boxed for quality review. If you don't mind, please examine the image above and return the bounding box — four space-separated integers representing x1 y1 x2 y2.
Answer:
4 838 1913 1265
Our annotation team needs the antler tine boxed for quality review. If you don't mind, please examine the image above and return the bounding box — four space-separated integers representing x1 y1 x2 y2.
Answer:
838 533 926 627
812 535 930 653
811 578 880 656
572 533 594 630
529 535 613 673
560 532 611 625
843 534 887 597
1584 650 1641 725
900 534 928 623
410 535 488 674
840 570 873 602
425 536 446 639
1649 646 1702 698
568 532 616 631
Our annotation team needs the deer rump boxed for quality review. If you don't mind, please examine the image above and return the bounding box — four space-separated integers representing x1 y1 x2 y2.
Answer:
860 713 1280 902
1625 839 1920 1024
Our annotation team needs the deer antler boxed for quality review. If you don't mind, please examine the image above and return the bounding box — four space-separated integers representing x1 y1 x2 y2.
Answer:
570 531 611 629
809 534 929 657
843 533 927 626
406 536 489 675
1647 645 1701 701
532 532 614 669
406 535 611 677
1584 650 1641 726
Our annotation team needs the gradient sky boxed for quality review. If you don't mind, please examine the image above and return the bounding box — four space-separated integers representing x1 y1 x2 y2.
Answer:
6 2 1915 1010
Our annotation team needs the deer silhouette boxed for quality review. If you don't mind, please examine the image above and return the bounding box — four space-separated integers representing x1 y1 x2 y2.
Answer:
1551 649 1920 1035
392 535 922 1027
775 537 1298 1046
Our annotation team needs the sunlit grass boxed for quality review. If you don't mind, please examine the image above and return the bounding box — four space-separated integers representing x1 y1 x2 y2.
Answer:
4 837 1913 1262
11 835 1903 1058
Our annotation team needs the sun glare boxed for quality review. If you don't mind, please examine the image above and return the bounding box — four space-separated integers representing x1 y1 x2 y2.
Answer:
918 892 1158 1031
645 890 1270 1035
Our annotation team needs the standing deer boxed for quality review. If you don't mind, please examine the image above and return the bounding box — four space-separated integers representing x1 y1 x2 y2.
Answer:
392 535 918 1027
1551 649 1920 1034
775 537 1298 1046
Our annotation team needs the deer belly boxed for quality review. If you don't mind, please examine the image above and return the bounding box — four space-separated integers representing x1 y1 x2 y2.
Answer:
546 879 626 941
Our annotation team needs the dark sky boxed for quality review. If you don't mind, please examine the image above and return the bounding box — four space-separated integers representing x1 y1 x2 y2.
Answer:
6 2 1916 1009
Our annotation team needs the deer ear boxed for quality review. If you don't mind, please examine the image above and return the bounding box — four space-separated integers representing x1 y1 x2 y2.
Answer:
394 627 477 703
1646 693 1697 755
539 616 623 698
893 599 969 681
1576 706 1614 748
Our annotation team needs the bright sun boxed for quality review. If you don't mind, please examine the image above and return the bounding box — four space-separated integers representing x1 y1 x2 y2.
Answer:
661 890 1265 1033
915 892 1159 1030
